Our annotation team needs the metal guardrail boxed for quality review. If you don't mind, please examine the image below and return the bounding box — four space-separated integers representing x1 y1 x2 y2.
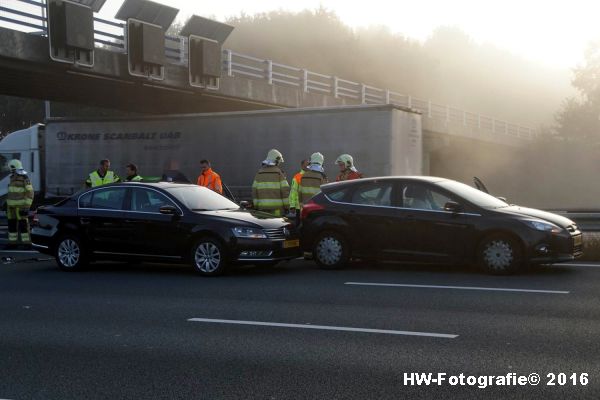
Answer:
547 211 600 232
1 0 535 141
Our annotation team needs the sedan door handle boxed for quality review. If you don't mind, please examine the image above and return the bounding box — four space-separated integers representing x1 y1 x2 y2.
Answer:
80 217 91 225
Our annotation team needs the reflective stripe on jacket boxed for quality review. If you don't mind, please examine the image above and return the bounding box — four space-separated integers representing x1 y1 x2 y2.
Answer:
86 170 119 187
197 168 223 194
299 170 327 206
288 170 305 209
252 165 290 215
336 169 363 182
7 173 34 208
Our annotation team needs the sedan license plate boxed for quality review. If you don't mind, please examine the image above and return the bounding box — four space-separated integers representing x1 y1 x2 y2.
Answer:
283 239 300 249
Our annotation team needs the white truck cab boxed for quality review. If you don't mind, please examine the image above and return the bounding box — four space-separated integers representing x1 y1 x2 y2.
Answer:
0 124 42 207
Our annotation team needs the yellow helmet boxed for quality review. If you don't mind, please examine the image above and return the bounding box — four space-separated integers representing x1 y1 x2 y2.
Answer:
266 149 284 164
309 152 324 166
8 159 23 170
335 154 354 168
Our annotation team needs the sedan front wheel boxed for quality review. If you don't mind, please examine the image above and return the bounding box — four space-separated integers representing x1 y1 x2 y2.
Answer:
191 238 227 276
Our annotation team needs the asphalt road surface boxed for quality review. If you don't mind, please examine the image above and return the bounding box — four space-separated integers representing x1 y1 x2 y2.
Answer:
0 248 599 399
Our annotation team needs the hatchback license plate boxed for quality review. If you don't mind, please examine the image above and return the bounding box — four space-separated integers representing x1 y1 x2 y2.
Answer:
283 239 300 249
574 235 583 247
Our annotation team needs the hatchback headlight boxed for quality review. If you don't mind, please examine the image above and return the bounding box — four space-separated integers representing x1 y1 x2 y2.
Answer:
232 227 267 239
522 219 562 234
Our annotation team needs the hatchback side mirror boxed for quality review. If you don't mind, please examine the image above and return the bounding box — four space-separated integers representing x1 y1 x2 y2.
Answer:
444 201 463 213
159 205 178 215
239 200 250 209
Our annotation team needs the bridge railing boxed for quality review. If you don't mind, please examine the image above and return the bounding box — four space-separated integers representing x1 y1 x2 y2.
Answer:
1 0 535 141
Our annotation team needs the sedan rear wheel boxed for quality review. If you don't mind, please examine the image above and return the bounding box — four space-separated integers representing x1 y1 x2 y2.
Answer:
55 235 87 271
314 231 349 270
191 238 227 276
477 234 522 275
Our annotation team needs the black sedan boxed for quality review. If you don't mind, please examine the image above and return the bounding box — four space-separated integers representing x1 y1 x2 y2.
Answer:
301 176 583 274
32 182 300 276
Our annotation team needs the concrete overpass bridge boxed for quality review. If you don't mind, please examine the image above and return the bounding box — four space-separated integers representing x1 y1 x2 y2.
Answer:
1 0 534 159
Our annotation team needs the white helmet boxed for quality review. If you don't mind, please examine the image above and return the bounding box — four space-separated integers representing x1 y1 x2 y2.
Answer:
266 149 284 164
335 154 354 169
309 152 324 166
8 159 23 171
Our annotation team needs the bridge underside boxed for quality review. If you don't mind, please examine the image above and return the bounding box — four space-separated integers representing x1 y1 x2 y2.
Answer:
0 27 530 150
0 57 276 114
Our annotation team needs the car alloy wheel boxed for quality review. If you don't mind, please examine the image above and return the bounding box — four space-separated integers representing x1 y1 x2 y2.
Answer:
478 234 522 275
483 240 513 270
314 231 349 270
192 239 226 276
55 235 87 271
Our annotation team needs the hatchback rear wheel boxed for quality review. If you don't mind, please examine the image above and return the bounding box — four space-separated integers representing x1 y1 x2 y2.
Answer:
313 231 349 270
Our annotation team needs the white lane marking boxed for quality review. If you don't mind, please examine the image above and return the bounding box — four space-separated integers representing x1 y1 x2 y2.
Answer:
345 282 569 294
554 263 600 268
188 318 457 339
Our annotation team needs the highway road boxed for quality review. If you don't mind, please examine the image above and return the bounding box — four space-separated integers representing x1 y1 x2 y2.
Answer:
0 249 598 399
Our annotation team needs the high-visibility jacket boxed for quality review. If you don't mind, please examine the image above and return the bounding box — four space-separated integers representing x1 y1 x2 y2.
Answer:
288 170 305 209
252 165 290 216
86 170 120 187
126 175 143 182
7 173 34 209
336 169 363 182
197 168 223 194
299 170 327 206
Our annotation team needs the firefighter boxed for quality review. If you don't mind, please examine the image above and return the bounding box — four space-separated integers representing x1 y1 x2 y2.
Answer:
252 149 290 216
288 158 309 218
197 159 223 194
335 154 363 181
299 152 328 207
85 159 120 187
6 159 34 249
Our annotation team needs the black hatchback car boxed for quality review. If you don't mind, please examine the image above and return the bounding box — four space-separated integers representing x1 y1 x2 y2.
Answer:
32 183 300 275
301 176 583 274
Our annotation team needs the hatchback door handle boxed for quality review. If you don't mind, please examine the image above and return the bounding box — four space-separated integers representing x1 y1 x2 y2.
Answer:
80 217 91 225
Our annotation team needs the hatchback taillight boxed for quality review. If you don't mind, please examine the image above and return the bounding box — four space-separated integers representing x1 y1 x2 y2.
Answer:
301 200 325 220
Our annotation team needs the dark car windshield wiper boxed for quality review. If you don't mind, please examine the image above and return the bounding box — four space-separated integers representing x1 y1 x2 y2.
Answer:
191 208 209 211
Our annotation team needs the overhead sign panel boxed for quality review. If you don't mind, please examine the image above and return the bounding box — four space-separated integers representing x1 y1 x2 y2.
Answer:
47 0 95 67
180 16 234 43
68 0 107 12
115 0 179 29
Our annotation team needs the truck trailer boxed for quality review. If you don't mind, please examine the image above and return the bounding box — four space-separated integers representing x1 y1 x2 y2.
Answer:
0 104 422 205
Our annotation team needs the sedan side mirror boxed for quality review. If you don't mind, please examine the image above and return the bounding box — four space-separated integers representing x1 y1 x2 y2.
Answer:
159 205 179 215
444 201 463 214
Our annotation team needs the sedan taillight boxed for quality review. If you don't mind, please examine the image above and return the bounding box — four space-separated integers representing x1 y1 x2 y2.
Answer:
31 211 39 227
301 200 325 220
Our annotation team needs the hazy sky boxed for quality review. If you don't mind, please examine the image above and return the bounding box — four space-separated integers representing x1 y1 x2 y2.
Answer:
91 0 600 69
3 0 596 68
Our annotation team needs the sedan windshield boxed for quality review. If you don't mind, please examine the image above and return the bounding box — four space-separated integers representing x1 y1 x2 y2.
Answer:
166 186 239 211
437 180 509 209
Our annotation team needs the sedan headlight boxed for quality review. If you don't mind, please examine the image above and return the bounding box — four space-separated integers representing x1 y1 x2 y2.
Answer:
522 219 562 234
232 227 267 239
